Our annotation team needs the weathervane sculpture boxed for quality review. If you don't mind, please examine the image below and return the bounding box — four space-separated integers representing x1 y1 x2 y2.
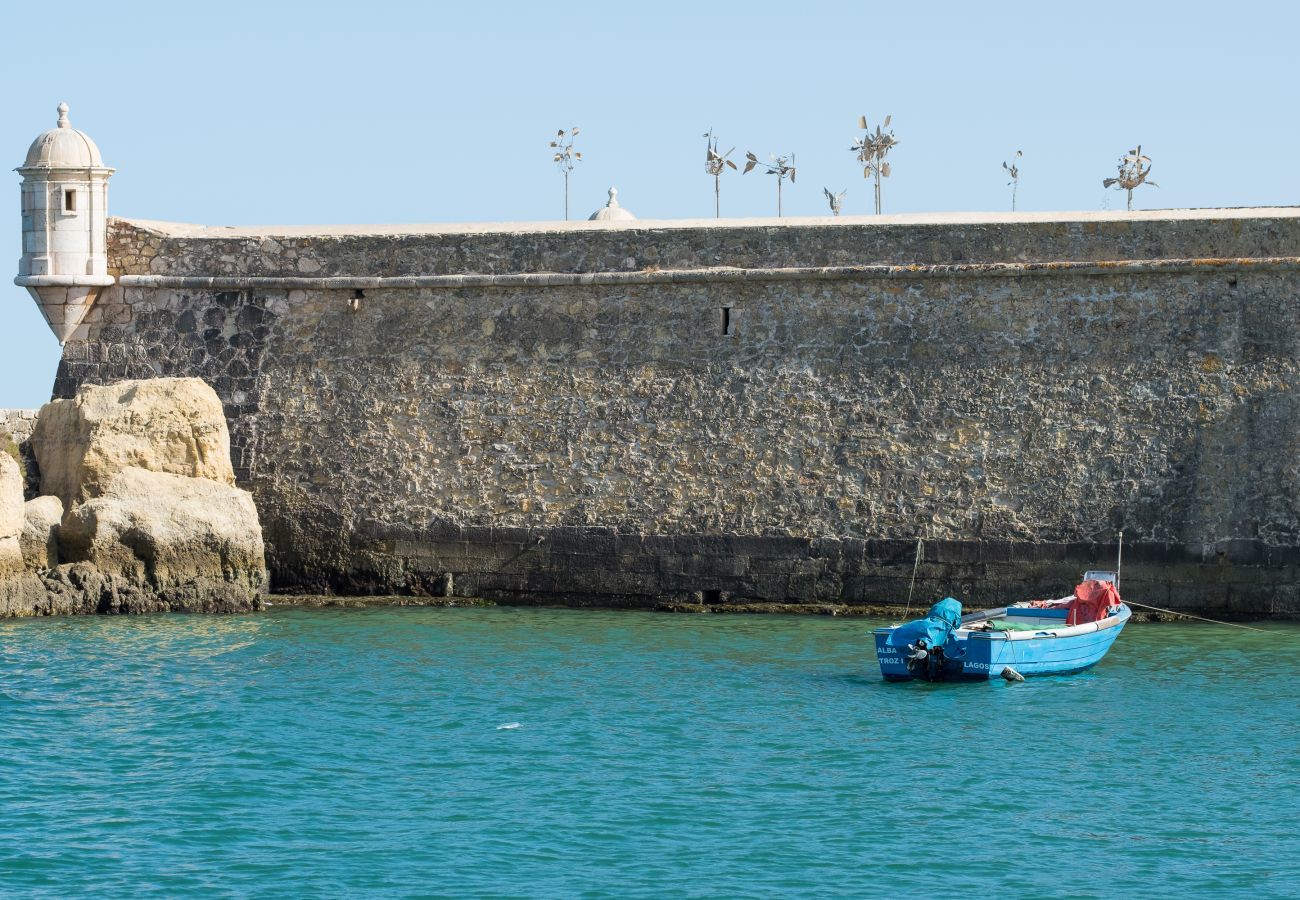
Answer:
549 127 582 220
1103 146 1157 211
1003 150 1022 211
704 130 739 218
851 115 898 214
743 152 797 217
823 187 847 216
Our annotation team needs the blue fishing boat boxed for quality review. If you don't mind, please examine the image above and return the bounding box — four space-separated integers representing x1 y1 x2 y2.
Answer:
874 572 1130 682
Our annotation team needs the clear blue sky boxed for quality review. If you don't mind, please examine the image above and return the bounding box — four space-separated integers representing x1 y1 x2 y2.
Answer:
2 0 1297 407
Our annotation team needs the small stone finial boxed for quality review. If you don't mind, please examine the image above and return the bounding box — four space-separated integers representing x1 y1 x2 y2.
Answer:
588 186 636 221
56 102 70 128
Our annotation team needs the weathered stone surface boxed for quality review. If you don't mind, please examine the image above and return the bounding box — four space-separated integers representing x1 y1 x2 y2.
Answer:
33 377 234 509
0 409 39 446
0 453 25 578
20 495 62 571
0 452 22 537
1 381 266 618
45 210 1300 616
1 413 42 499
59 467 266 607
0 537 24 581
0 570 47 616
0 563 260 618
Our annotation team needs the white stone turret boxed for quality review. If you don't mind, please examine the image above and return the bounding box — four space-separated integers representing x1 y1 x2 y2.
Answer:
15 102 115 344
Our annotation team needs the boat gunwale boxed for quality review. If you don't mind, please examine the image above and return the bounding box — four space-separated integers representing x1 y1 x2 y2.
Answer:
873 604 1131 642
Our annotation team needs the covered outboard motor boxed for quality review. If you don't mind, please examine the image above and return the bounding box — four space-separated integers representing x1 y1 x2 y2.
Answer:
888 598 964 681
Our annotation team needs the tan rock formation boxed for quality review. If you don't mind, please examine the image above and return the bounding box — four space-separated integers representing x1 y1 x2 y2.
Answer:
32 378 234 509
20 495 62 571
0 453 25 577
2 378 266 617
60 467 266 607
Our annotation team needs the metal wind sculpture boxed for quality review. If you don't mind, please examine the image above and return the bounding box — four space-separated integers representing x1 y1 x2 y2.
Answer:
851 115 898 214
743 152 797 216
704 130 739 218
1103 145 1157 211
549 127 582 220
1003 150 1022 211
823 187 847 216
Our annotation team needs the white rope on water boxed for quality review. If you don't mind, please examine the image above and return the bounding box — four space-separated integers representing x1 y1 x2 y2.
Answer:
1123 599 1269 632
1116 531 1266 631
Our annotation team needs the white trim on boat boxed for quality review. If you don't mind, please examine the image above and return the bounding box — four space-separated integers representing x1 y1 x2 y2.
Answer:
965 606 1130 641
874 605 1132 641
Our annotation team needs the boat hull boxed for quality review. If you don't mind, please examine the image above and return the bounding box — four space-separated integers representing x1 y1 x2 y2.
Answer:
875 605 1130 682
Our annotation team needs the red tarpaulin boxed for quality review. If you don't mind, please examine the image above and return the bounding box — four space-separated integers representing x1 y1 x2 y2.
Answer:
1067 579 1121 625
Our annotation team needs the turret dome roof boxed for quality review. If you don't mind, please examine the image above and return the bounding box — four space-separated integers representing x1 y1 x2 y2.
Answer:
589 187 636 222
22 103 107 170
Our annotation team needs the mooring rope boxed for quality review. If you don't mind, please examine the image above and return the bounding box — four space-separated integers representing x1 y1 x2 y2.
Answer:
903 537 923 618
1123 599 1269 632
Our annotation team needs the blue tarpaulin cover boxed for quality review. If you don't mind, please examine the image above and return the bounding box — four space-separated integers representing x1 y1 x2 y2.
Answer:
887 598 964 654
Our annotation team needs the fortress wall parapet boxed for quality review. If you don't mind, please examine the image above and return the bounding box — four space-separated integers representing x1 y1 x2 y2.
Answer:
0 409 39 443
48 209 1300 616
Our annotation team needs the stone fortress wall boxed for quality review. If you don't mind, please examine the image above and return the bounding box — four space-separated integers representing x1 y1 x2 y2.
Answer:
49 208 1300 615
0 409 39 444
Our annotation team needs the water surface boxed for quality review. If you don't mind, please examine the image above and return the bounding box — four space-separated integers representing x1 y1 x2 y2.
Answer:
2 607 1297 897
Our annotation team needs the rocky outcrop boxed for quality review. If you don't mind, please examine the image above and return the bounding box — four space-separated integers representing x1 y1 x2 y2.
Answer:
20 495 62 571
0 452 46 615
1 377 265 617
31 378 234 510
2 563 244 617
2 419 41 499
61 467 265 608
0 452 26 577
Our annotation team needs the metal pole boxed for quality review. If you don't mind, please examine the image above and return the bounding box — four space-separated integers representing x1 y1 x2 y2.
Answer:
1117 530 1123 592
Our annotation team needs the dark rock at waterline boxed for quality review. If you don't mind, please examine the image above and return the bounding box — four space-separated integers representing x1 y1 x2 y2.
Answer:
0 563 262 617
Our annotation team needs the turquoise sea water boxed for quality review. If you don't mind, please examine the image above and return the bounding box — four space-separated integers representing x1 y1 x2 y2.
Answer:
2 607 1298 898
